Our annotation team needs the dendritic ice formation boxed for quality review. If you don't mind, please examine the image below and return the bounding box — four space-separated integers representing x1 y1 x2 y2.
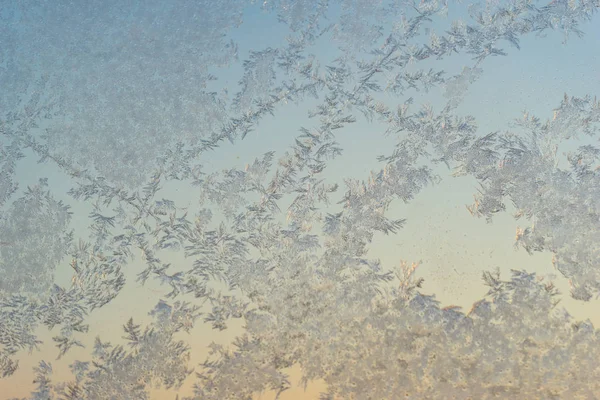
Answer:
2 0 600 398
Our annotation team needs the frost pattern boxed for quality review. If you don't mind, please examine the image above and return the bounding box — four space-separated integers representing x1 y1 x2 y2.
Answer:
2 0 600 398
0 180 72 295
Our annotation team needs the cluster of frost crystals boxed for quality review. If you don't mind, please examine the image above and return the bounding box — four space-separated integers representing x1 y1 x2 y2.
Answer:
261 0 328 33
188 261 600 399
465 95 600 300
9 300 198 400
7 0 242 188
0 141 23 209
443 66 483 108
0 11 53 208
5 0 600 398
176 0 600 393
0 179 72 295
0 180 73 377
0 183 127 377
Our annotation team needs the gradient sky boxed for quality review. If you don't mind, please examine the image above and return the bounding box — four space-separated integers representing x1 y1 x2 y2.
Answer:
3 2 600 398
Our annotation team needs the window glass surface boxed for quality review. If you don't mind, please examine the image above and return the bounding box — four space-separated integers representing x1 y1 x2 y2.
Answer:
1 1 600 398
